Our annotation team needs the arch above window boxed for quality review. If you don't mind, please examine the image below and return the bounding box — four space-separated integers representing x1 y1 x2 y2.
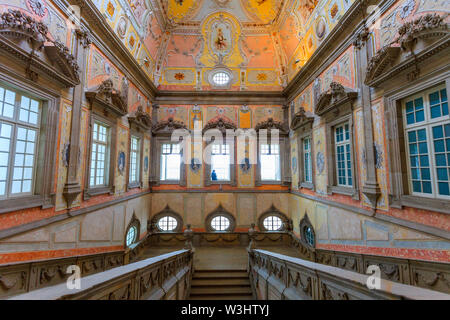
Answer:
150 205 183 233
205 204 236 232
258 205 291 232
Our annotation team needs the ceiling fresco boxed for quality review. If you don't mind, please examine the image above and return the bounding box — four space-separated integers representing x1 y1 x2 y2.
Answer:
91 0 355 91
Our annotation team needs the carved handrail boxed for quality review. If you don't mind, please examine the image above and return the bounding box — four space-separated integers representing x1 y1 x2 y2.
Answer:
9 250 193 300
248 249 450 300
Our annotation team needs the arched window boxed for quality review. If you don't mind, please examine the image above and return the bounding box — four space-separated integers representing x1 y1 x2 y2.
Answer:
125 214 140 247
257 205 290 232
263 215 283 231
126 225 137 247
157 215 178 231
149 205 183 233
205 204 236 232
211 215 230 231
300 213 315 249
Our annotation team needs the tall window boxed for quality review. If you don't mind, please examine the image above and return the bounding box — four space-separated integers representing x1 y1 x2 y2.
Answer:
0 86 40 198
334 124 352 187
211 144 230 181
129 135 140 184
403 85 449 198
160 143 181 181
90 122 110 187
260 144 280 181
303 137 312 183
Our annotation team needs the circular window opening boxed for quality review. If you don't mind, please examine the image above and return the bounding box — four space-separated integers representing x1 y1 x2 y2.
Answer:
263 216 283 231
212 72 230 86
126 226 137 247
304 226 315 247
211 215 230 231
157 216 178 232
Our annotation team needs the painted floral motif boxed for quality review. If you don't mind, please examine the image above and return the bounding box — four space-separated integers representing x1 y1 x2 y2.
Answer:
29 0 47 17
399 0 415 19
174 73 185 80
257 73 268 81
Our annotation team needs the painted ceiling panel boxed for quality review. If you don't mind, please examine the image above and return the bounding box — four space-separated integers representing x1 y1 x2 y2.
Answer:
89 0 357 91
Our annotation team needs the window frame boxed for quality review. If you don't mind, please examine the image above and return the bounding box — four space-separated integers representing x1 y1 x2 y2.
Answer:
0 76 59 214
255 135 290 186
0 89 41 199
298 132 315 190
84 112 117 199
127 129 143 190
384 75 450 214
259 142 281 182
210 143 231 182
159 142 182 183
150 206 183 233
402 83 450 200
204 137 236 186
325 114 359 198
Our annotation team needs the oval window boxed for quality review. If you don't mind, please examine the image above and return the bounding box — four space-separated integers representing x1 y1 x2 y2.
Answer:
211 215 230 231
263 216 283 231
212 72 230 86
157 216 178 231
125 226 137 247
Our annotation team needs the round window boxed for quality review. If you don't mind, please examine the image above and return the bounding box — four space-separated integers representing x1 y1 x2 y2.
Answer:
304 226 315 247
157 216 178 231
263 216 283 231
211 215 230 231
212 72 230 86
125 226 137 247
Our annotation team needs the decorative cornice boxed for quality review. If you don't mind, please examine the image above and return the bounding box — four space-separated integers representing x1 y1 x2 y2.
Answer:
128 106 152 130
152 117 188 134
202 117 237 135
315 82 358 117
85 79 128 117
290 107 314 131
0 9 80 87
255 117 288 134
365 14 449 86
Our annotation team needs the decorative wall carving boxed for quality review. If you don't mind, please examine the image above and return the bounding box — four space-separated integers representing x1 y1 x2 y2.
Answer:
152 117 188 134
0 9 80 87
128 105 152 130
255 117 288 134
365 13 449 86
202 117 237 135
85 79 128 116
315 82 357 117
290 107 314 131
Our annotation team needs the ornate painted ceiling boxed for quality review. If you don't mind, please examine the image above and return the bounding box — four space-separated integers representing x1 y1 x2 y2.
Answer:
92 0 355 91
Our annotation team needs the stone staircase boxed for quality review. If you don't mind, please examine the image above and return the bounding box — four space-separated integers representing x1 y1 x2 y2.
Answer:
189 269 254 300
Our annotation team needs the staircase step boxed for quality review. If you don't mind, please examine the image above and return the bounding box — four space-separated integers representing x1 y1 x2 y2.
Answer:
190 286 252 295
192 278 250 286
193 272 248 279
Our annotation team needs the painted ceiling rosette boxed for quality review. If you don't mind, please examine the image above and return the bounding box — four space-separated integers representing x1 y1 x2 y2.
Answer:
167 0 203 24
240 0 283 24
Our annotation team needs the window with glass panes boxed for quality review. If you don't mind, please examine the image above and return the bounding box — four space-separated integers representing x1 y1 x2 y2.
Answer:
303 137 312 183
211 144 230 181
129 136 140 184
260 143 281 181
334 124 352 187
403 85 449 198
160 143 181 180
89 122 110 187
0 85 40 198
